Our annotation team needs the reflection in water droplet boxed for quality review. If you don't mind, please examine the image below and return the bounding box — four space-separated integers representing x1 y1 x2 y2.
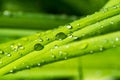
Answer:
55 32 67 40
34 43 44 51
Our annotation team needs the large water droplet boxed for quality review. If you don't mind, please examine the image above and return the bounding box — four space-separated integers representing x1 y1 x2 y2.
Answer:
55 32 67 40
66 24 72 29
34 43 44 51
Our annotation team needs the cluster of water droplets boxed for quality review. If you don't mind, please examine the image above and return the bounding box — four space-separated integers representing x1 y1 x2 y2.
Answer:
10 43 24 52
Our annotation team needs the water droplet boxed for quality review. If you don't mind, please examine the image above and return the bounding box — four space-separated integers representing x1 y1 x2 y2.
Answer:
80 43 88 49
54 45 59 49
110 21 114 24
68 35 73 38
64 57 67 60
11 44 19 52
115 37 119 41
37 63 41 66
34 43 44 51
9 70 13 73
0 50 4 54
99 47 103 51
51 54 56 58
55 32 67 40
7 54 11 57
26 66 30 69
39 38 43 42
46 38 50 41
0 61 2 64
100 25 104 28
66 24 72 29
3 10 12 17
73 36 79 40
90 50 94 54
77 24 80 26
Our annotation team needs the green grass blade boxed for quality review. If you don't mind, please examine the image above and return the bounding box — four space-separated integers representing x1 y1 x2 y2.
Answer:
0 31 120 75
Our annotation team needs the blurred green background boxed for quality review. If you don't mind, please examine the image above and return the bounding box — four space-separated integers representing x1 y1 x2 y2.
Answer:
0 0 120 80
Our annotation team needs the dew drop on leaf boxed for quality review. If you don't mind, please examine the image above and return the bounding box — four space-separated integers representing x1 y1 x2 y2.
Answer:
9 70 13 73
34 43 44 51
115 37 119 41
37 63 41 66
55 32 67 40
3 10 12 17
0 50 4 54
7 54 11 57
0 61 2 64
80 43 88 49
54 45 59 49
110 21 114 24
66 24 72 29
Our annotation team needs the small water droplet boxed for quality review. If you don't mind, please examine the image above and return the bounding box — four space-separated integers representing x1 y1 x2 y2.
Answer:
64 57 67 59
55 32 67 40
9 70 13 73
0 50 4 54
99 47 103 51
51 54 56 58
66 24 72 29
26 66 30 69
46 38 50 41
39 38 43 42
37 63 41 66
77 24 80 26
54 45 59 49
80 43 88 49
100 25 104 28
7 54 11 57
34 43 44 51
110 21 114 24
0 61 2 64
3 10 12 17
115 37 119 41
90 50 94 54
